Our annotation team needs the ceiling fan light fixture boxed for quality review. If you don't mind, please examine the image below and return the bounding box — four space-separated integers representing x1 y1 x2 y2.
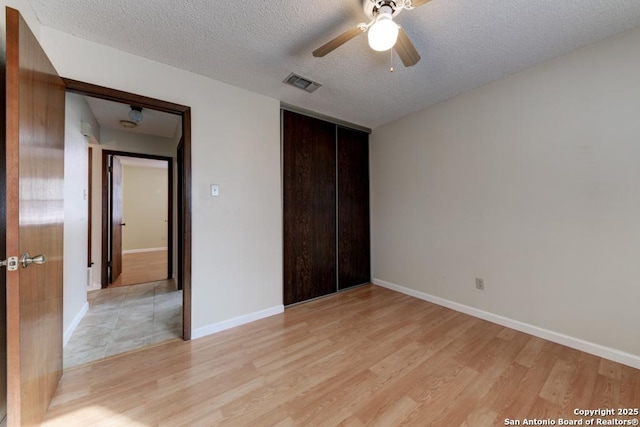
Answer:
128 106 143 124
368 10 399 52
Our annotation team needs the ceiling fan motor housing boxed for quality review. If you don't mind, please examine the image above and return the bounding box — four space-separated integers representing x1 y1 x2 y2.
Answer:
364 0 404 19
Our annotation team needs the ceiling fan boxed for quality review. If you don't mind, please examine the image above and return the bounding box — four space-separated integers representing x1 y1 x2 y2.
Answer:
312 0 431 67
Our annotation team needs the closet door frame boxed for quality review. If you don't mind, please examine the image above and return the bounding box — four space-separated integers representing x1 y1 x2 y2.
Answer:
282 109 371 306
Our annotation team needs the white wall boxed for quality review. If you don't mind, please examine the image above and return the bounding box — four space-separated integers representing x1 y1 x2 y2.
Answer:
40 27 283 332
371 27 640 362
63 93 95 343
100 128 176 158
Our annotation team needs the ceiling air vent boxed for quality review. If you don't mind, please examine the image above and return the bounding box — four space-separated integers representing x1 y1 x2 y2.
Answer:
283 73 322 93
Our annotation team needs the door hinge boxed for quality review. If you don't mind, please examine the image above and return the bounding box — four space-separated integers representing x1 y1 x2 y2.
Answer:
107 261 112 268
108 166 113 173
0 256 19 271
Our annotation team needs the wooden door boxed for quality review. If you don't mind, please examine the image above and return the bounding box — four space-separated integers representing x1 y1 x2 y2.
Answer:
4 7 65 426
283 110 337 305
337 127 371 289
109 155 123 283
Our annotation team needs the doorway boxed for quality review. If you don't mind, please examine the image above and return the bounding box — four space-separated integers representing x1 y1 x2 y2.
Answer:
64 79 192 345
103 152 172 288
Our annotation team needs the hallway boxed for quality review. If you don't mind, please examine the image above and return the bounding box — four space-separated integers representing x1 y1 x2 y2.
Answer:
64 279 182 368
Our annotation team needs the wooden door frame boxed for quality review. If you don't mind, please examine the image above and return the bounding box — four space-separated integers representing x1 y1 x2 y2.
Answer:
64 78 192 340
102 151 173 285
177 139 184 291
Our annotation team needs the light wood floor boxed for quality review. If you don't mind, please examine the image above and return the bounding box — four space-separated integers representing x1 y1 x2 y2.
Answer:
44 285 639 426
110 250 169 287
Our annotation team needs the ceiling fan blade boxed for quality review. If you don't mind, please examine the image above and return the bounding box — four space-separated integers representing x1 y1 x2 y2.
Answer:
313 27 364 57
411 0 432 7
395 28 421 67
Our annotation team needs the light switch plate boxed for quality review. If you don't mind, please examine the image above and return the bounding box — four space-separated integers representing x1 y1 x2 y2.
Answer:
210 184 219 197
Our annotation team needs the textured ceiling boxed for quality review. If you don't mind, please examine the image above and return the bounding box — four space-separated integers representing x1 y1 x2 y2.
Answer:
29 0 640 129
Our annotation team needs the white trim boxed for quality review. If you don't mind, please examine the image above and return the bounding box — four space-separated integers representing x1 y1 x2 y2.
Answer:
123 247 168 254
373 278 640 370
63 302 89 347
192 305 284 340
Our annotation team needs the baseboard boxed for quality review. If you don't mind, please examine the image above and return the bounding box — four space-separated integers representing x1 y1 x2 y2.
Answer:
123 247 168 254
373 278 640 370
63 302 89 347
192 305 284 340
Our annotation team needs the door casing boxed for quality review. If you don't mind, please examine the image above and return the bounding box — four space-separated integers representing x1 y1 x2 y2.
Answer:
103 151 174 286
64 79 193 340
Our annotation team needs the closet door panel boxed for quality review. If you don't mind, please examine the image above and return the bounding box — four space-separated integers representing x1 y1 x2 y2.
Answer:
283 111 337 305
337 127 371 289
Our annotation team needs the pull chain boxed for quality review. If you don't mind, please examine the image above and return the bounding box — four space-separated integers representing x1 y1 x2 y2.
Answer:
390 48 394 72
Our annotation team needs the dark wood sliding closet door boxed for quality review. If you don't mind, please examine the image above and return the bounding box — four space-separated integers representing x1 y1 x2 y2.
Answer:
337 127 371 289
283 111 337 305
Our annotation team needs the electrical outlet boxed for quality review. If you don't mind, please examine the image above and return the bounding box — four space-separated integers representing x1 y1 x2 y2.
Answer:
475 278 485 290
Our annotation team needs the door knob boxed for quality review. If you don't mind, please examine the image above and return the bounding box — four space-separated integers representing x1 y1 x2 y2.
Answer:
20 253 46 268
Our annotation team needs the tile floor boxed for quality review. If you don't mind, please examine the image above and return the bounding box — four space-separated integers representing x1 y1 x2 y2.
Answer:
64 279 182 369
